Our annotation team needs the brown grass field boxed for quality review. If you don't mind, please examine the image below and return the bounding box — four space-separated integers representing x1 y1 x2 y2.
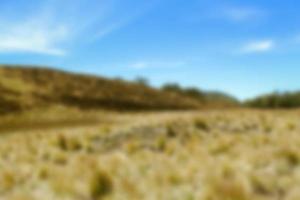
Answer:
1 109 300 200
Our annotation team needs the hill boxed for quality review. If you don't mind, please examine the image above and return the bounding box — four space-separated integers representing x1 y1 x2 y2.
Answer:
0 65 204 114
0 65 239 114
203 91 240 107
245 91 300 108
161 83 239 108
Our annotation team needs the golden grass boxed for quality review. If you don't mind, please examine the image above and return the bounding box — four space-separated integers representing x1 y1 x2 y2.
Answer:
0 110 300 199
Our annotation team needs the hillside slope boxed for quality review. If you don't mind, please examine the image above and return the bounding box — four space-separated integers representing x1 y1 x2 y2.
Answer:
0 65 204 113
245 91 300 108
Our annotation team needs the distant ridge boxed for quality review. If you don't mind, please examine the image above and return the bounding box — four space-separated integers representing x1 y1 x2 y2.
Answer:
245 91 300 108
0 65 200 113
0 65 239 114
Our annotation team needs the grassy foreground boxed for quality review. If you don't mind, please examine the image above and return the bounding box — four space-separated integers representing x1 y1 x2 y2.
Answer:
1 109 300 200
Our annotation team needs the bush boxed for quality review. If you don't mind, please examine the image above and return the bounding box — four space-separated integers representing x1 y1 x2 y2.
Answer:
194 118 209 131
90 170 113 199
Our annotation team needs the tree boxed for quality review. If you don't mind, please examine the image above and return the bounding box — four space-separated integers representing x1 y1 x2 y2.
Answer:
161 83 182 93
134 76 149 86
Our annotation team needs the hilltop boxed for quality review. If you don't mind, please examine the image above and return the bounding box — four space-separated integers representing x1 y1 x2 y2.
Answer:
0 65 238 114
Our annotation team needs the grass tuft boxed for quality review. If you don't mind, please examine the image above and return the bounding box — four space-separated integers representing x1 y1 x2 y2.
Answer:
90 170 113 199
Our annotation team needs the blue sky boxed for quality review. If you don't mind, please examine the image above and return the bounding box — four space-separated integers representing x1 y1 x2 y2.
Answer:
0 0 300 100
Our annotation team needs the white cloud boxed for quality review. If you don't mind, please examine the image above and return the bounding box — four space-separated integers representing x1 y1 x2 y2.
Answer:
222 6 264 22
292 34 300 44
0 0 157 56
0 21 68 56
130 61 187 69
240 40 274 54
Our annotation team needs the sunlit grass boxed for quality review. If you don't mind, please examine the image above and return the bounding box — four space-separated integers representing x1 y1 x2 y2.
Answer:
1 110 300 199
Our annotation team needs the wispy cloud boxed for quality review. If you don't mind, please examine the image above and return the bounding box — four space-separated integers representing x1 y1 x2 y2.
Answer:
240 40 274 54
130 61 187 69
221 6 265 22
0 0 157 56
0 20 68 56
199 3 266 24
292 34 300 44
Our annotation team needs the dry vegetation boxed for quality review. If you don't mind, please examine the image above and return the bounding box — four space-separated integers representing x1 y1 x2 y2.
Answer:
1 65 299 200
0 65 202 114
0 65 241 114
1 109 300 200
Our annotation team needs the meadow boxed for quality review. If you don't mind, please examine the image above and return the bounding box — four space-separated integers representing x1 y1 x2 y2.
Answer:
0 0 299 199
1 109 300 200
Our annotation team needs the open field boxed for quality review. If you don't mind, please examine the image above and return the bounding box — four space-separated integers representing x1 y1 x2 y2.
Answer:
1 109 300 200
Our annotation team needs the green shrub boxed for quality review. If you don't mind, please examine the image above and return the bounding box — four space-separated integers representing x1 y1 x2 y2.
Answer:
167 125 177 138
90 170 113 199
194 118 209 131
156 136 167 151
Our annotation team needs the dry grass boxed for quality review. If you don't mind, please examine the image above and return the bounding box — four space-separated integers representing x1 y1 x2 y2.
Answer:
1 109 300 199
0 66 203 114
